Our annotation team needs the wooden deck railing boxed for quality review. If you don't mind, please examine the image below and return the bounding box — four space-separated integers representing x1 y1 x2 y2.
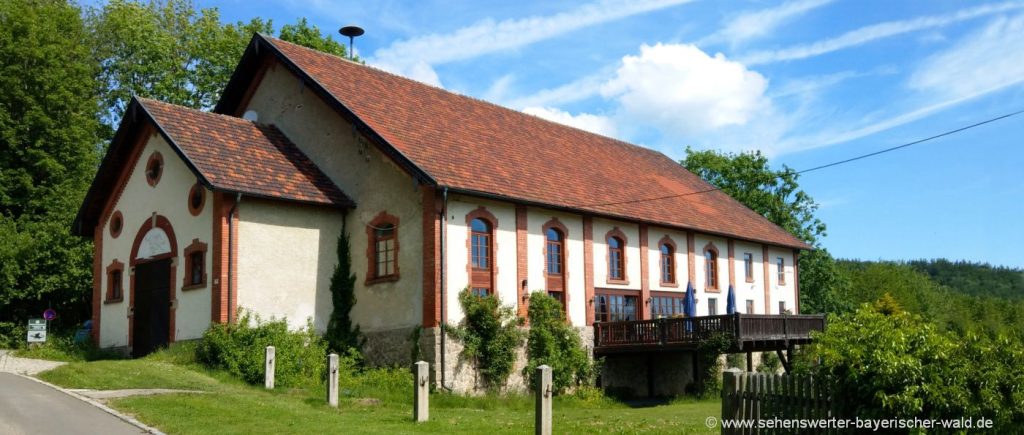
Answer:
594 313 825 350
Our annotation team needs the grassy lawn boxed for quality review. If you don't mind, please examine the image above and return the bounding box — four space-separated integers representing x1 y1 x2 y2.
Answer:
37 344 719 434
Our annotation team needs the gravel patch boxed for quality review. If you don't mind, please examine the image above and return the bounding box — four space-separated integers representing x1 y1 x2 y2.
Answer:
0 350 67 375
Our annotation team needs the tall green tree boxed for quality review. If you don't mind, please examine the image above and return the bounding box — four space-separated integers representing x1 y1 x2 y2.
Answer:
681 148 846 313
279 18 350 59
0 0 101 337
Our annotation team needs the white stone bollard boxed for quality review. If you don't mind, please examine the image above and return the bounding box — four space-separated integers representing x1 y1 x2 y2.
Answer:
264 346 275 389
535 365 552 435
413 361 429 422
328 353 339 407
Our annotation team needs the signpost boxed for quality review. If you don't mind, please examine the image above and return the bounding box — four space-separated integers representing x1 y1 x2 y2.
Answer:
27 318 46 343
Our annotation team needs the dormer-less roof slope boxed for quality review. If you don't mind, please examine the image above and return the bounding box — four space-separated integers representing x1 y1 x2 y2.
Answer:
73 97 352 236
219 35 809 250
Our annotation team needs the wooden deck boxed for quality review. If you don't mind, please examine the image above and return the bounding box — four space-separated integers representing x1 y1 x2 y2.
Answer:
593 313 826 354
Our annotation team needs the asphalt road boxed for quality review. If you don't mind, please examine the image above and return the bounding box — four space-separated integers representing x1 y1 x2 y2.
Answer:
0 372 146 435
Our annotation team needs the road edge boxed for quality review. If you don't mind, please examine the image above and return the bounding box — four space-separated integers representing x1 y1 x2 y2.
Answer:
15 373 166 435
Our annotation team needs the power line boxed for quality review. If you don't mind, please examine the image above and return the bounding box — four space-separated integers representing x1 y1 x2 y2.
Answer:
573 108 1024 208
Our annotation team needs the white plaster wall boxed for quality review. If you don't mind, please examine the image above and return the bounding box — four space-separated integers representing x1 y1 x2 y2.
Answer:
444 197 519 323
647 227 689 293
526 208 585 326
592 219 641 291
244 63 423 332
236 200 343 332
99 133 213 348
767 247 797 314
693 234 729 316
732 241 765 314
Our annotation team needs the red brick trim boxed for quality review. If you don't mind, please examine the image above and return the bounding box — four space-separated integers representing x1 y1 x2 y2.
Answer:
465 206 499 297
583 216 595 325
727 239 736 288
702 241 721 293
109 211 124 238
105 260 125 303
516 205 529 320
422 187 441 327
604 226 629 285
182 238 209 291
91 227 102 344
762 245 771 314
211 193 238 324
656 235 679 288
793 249 801 314
187 183 206 216
541 217 569 321
365 211 400 285
686 232 695 288
144 151 164 187
638 225 650 320
128 214 179 349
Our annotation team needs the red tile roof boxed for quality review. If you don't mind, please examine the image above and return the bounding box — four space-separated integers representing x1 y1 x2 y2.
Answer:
262 36 808 249
139 98 352 207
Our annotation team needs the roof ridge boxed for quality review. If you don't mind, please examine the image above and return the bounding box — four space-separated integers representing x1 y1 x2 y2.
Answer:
262 36 668 159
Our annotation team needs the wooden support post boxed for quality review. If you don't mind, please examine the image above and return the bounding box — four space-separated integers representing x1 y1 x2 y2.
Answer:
413 361 429 422
327 353 339 407
721 368 742 435
535 365 552 435
264 346 275 389
746 351 753 372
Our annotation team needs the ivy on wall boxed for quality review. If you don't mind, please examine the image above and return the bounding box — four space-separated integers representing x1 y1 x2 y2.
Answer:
445 288 524 390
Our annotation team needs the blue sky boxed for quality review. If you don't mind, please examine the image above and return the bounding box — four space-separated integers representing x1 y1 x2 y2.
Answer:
199 0 1023 267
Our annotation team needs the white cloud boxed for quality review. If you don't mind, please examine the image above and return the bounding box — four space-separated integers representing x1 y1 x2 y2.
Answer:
741 1 1024 65
505 72 609 109
704 0 834 47
910 14 1024 100
522 106 618 137
369 0 694 86
600 43 771 135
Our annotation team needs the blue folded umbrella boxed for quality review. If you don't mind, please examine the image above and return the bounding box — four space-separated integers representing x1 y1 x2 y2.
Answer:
726 284 736 314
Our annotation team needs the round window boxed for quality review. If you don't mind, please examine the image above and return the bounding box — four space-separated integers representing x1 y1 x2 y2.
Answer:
109 211 123 238
145 152 163 187
188 183 205 216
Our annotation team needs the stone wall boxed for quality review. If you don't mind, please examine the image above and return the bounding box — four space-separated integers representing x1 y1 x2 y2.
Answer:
600 352 696 397
362 327 419 368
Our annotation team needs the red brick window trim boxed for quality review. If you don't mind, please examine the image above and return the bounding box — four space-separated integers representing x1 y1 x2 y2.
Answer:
145 151 163 187
366 211 400 285
466 207 498 297
604 227 629 285
703 241 720 292
109 210 124 238
743 252 755 283
187 183 206 216
182 238 208 291
658 235 678 287
541 218 568 312
105 260 125 303
777 256 786 285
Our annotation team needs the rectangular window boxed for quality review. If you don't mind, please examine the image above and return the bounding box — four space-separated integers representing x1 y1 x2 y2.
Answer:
374 227 396 277
705 251 718 289
595 292 639 322
708 298 718 316
471 287 490 297
111 270 123 300
779 301 787 314
546 242 562 275
190 251 204 285
743 253 754 282
746 299 755 314
471 233 490 269
777 257 785 284
651 294 685 318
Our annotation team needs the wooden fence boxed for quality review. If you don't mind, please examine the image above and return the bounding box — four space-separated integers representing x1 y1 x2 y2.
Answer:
720 369 835 434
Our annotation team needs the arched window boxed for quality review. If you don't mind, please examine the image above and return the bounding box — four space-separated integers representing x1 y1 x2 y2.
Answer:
366 212 400 284
609 237 624 280
660 243 675 284
704 247 719 290
543 221 566 306
470 217 493 296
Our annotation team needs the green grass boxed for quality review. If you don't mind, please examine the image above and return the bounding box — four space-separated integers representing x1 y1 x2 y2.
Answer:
12 334 125 362
38 344 719 434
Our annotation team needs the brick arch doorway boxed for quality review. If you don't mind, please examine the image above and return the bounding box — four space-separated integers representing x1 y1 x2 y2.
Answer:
129 215 179 357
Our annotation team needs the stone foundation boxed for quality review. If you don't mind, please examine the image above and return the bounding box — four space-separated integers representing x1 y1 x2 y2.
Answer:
600 351 696 397
362 326 418 368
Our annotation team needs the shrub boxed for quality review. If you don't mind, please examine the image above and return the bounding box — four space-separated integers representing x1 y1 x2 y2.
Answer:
524 291 596 394
798 303 1024 430
445 288 524 390
0 321 19 349
757 352 781 373
324 229 362 354
725 353 745 370
694 332 731 397
196 312 326 388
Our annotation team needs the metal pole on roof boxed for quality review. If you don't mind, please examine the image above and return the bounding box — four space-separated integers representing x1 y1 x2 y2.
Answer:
339 25 364 60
